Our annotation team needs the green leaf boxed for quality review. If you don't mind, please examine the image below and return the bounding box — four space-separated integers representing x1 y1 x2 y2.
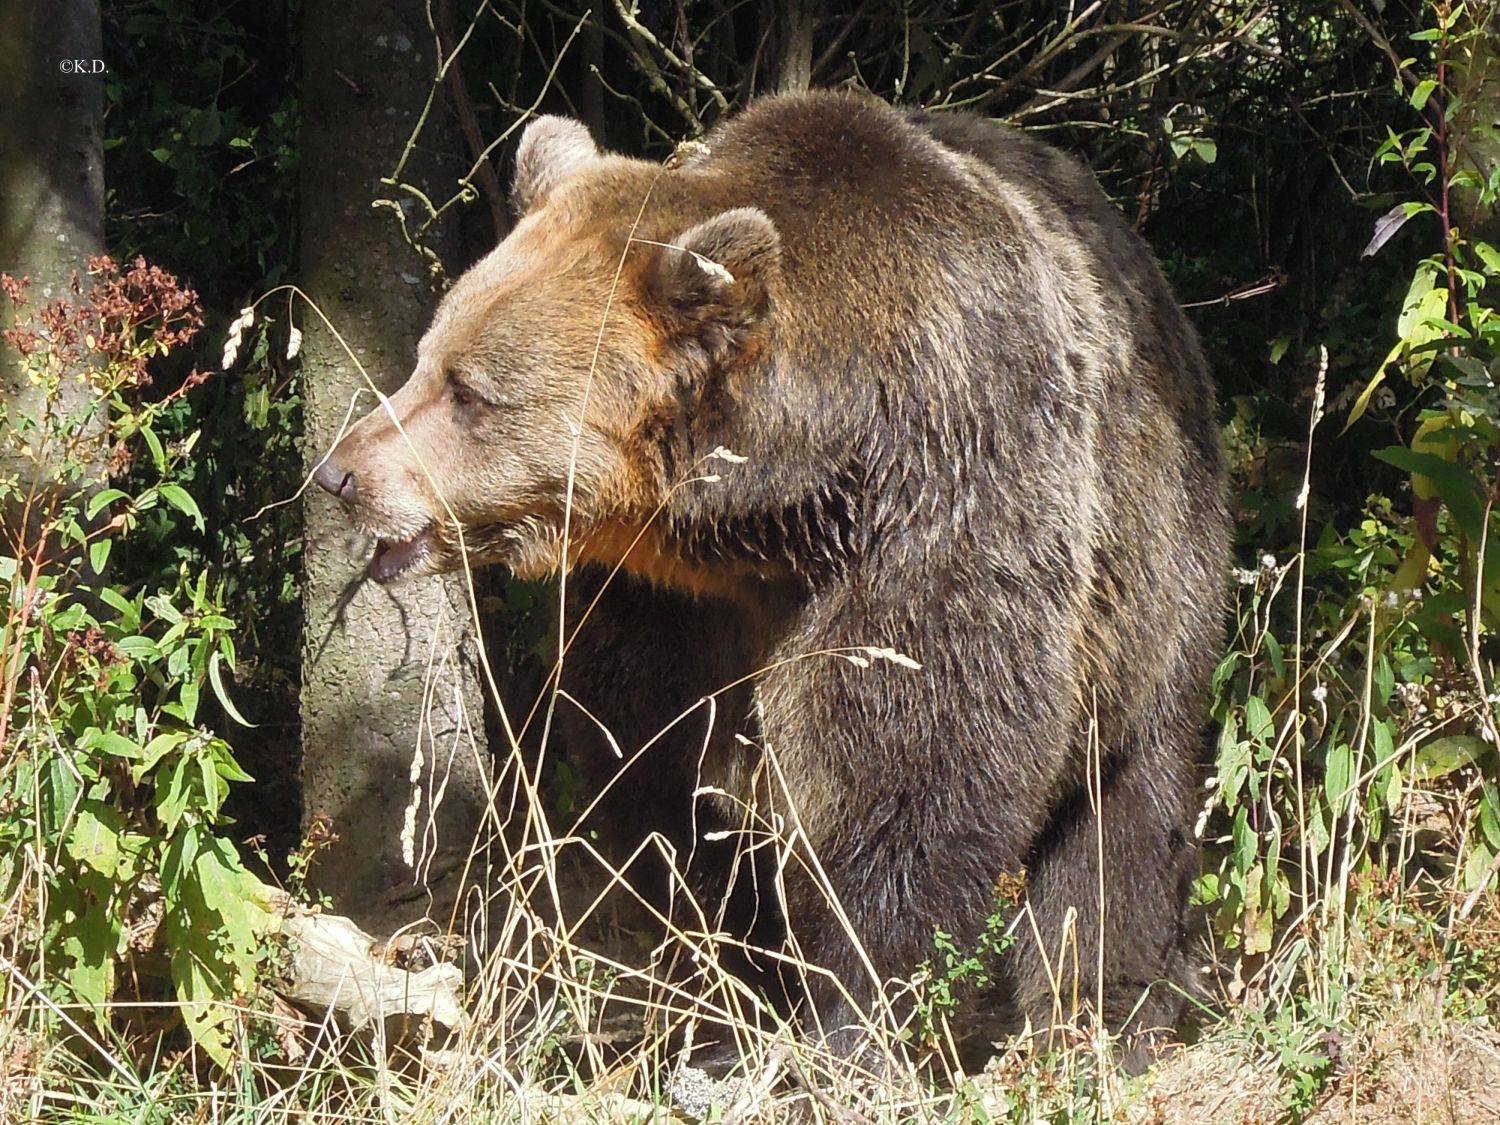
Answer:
1245 696 1275 747
1242 862 1272 955
85 487 130 520
1397 263 1439 339
141 426 166 472
1482 785 1500 852
1380 763 1403 816
187 106 221 146
67 802 125 878
1372 447 1485 541
1190 872 1221 907
1412 734 1488 780
209 651 255 727
114 635 161 661
145 593 183 625
1464 842 1495 893
80 728 142 761
213 745 254 785
1232 805 1256 873
62 876 118 1010
199 752 226 818
180 679 200 724
1344 342 1399 430
1474 240 1500 275
135 731 186 779
158 484 205 531
1305 799 1332 858
1410 78 1438 110
169 931 237 1070
89 538 111 574
1263 631 1284 681
98 587 142 631
1324 742 1352 812
157 753 194 834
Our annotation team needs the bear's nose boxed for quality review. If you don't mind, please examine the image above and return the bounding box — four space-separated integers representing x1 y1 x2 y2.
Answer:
313 457 357 503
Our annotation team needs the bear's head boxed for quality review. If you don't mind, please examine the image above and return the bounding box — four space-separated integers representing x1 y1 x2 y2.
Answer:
314 115 782 588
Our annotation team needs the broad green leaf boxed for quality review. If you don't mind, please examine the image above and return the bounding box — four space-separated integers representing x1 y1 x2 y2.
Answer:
80 728 142 760
1412 734 1488 780
145 593 183 625
158 484 204 531
1396 263 1439 339
1242 862 1272 955
169 932 237 1070
1305 800 1331 858
1464 842 1496 893
114 635 161 661
213 745 253 785
1190 872 1220 907
89 538 111 574
1410 78 1438 110
67 802 124 878
179 679 200 724
1482 785 1500 852
1324 742 1352 812
1232 806 1256 873
1474 240 1500 275
98 586 141 631
135 731 185 779
1245 696 1274 746
1372 447 1485 541
157 754 194 834
1381 763 1403 815
85 487 129 520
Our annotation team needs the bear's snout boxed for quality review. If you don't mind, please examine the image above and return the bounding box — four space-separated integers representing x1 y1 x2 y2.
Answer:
313 456 357 504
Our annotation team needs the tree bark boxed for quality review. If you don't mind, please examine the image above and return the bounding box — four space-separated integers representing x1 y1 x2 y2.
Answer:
774 0 817 94
300 1 490 934
1451 14 1500 238
0 0 104 489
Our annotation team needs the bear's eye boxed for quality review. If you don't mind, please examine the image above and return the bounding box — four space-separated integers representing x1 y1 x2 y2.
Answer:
449 378 485 409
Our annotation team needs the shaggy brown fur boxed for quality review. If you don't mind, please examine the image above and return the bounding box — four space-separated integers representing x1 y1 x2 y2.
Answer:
316 90 1229 1063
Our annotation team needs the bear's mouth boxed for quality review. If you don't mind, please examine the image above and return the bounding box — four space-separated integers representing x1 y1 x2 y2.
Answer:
369 524 436 583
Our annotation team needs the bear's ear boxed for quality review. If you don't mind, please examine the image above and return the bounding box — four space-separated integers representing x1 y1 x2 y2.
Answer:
512 115 600 215
646 207 781 340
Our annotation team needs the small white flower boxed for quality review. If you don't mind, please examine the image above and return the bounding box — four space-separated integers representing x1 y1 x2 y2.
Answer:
286 324 303 360
1260 553 1276 571
1233 568 1259 586
1311 684 1327 704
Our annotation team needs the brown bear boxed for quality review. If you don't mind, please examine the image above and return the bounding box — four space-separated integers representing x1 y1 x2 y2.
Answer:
313 89 1229 1064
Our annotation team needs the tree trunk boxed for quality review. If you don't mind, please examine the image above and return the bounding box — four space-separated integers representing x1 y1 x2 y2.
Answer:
774 0 817 94
299 1 490 934
1452 13 1500 237
0 1 104 501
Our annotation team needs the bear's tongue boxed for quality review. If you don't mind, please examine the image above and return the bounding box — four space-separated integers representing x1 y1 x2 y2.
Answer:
369 526 434 583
